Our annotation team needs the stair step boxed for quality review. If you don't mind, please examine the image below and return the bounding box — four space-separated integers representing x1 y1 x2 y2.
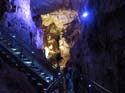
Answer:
13 51 21 55
24 61 32 64
11 48 18 51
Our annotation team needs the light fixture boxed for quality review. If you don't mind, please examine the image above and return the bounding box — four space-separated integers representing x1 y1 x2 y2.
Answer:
31 51 35 54
12 35 16 38
58 72 61 76
82 11 88 18
88 84 92 88
46 80 50 83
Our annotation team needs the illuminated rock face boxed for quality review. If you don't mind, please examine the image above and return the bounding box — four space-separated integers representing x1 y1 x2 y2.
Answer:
2 0 43 49
35 27 44 49
41 10 80 68
2 0 34 41
4 0 34 28
59 37 70 67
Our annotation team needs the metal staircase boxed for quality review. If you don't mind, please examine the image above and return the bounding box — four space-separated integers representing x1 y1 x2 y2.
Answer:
0 28 63 93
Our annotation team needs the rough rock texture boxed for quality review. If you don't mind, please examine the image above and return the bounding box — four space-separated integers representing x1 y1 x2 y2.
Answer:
0 0 7 20
31 0 85 16
0 0 44 49
88 0 125 13
2 0 35 42
70 2 125 93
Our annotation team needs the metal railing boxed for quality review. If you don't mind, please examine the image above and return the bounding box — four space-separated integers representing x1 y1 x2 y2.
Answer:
0 27 58 76
79 76 112 93
45 75 64 93
90 80 112 93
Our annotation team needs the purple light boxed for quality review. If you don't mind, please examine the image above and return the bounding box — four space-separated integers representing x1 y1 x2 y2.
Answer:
44 88 46 91
82 12 88 18
12 35 16 38
88 84 92 88
31 51 35 54
58 72 61 76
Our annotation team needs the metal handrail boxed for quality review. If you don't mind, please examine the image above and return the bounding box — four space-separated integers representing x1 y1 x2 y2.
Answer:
45 75 64 93
1 27 58 76
0 43 49 87
81 75 112 93
91 80 112 93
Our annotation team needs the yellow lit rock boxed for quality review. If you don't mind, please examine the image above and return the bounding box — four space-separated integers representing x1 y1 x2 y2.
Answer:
41 9 79 68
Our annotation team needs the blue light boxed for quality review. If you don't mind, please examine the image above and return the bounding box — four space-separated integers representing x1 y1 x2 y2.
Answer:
46 80 50 83
50 76 53 81
82 12 88 18
12 35 16 38
31 51 35 54
58 72 61 76
88 84 92 88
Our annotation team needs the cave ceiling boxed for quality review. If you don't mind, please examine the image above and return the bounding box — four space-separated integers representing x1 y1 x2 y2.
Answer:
0 0 125 17
31 0 64 16
30 0 125 16
30 0 84 16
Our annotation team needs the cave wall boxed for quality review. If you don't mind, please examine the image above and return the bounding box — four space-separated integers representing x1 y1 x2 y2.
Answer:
0 0 44 49
31 0 85 16
70 1 125 93
0 0 7 20
88 0 125 13
2 0 35 42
